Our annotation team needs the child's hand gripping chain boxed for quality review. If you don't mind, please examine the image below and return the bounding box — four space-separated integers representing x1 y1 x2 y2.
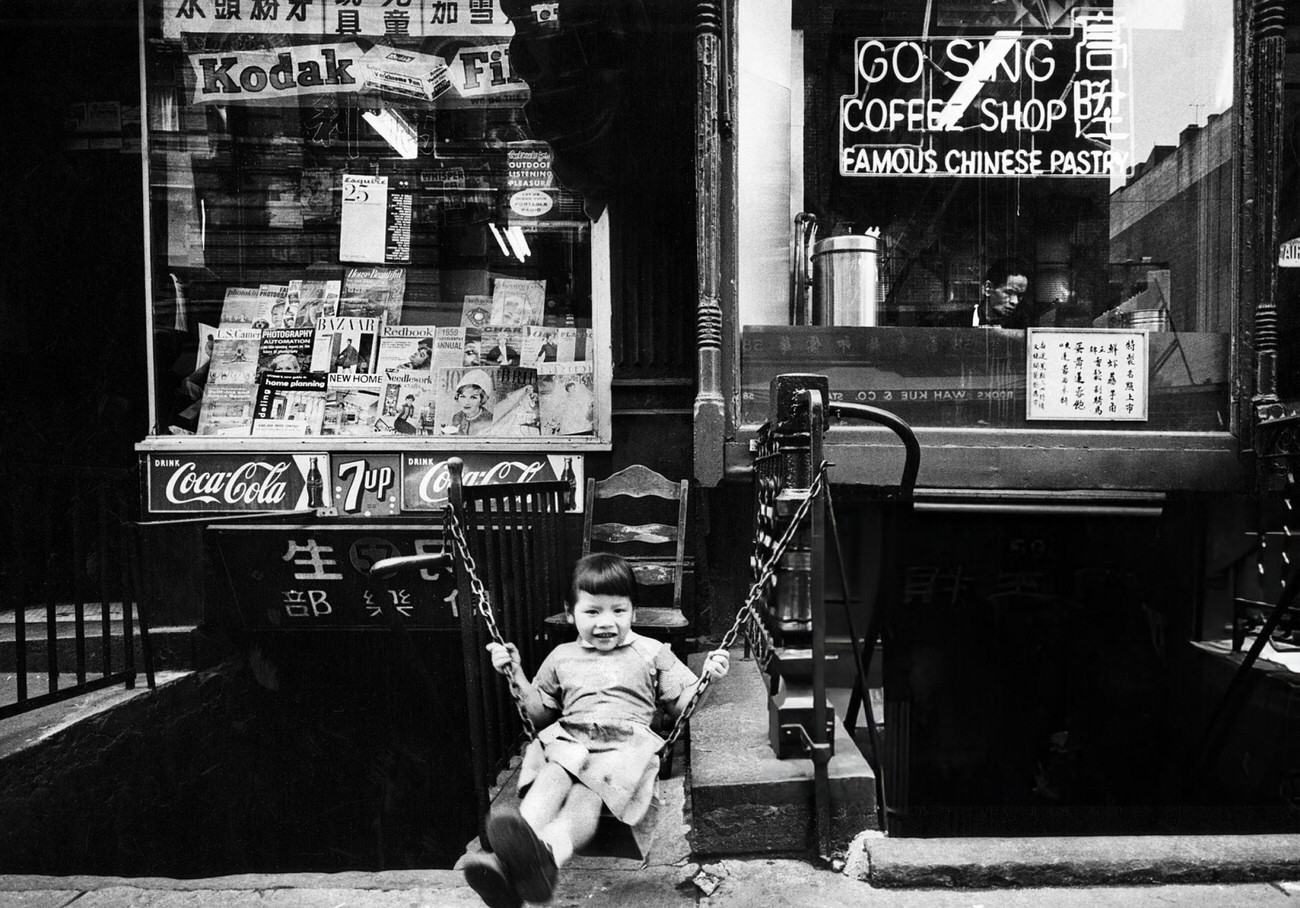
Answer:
668 647 729 718
700 647 730 680
486 641 552 730
487 641 521 678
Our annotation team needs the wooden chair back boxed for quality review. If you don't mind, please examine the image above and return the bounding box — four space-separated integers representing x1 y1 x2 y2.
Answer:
582 464 690 620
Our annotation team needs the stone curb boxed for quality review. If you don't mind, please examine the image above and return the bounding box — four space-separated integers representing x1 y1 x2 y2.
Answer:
850 832 1300 888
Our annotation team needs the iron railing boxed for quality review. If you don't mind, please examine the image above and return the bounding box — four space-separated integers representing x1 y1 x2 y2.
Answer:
1 465 155 721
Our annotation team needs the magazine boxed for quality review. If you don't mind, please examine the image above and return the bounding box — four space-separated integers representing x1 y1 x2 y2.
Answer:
322 372 387 436
490 277 546 327
432 366 502 437
555 328 577 363
309 316 381 374
290 279 341 327
375 325 435 377
522 326 548 364
270 285 301 328
538 362 595 436
478 326 525 367
488 366 542 437
195 323 217 370
258 284 292 328
218 287 268 329
251 372 328 436
431 325 478 370
207 328 262 385
523 326 573 364
461 294 492 328
341 265 406 327
195 383 255 436
378 373 438 436
256 327 316 376
300 168 335 223
525 326 583 363
339 174 413 265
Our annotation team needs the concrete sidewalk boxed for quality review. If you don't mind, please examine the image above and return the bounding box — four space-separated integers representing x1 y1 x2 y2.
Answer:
4 771 1299 907
4 760 1300 905
2 864 1299 907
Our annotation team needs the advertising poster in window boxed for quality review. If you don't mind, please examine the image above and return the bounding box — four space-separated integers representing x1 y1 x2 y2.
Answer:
142 0 602 444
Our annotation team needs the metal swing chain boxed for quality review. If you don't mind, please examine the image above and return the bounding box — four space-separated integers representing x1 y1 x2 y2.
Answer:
442 504 538 740
660 461 832 750
440 461 829 752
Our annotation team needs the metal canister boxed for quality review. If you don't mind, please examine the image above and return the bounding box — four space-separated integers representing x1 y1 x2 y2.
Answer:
811 233 881 326
1127 309 1168 332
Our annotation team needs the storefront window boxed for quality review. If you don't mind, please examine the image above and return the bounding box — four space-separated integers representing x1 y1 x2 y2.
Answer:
1275 4 1300 402
142 0 604 444
740 0 1234 432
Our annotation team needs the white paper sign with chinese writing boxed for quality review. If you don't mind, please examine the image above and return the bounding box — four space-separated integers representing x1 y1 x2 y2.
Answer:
1027 328 1148 421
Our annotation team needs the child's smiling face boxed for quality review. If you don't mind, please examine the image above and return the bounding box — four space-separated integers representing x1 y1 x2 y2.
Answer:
570 590 634 650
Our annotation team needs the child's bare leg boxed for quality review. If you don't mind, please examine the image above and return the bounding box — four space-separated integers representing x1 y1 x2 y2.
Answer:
518 762 573 832
488 764 575 902
540 782 603 867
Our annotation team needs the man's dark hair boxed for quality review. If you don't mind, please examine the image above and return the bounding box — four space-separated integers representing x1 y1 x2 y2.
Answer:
571 552 638 607
983 258 1031 287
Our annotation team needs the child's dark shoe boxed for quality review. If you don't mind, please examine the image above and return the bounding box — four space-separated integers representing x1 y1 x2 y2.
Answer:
487 805 559 903
461 852 522 908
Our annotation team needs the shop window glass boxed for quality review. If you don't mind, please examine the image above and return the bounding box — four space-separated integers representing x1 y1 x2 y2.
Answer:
142 0 601 442
1275 6 1300 400
742 0 1234 432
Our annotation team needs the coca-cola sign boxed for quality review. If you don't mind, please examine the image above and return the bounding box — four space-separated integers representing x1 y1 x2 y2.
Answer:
147 453 322 513
401 453 581 510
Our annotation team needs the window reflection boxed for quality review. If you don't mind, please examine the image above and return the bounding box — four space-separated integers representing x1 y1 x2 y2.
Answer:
743 0 1235 431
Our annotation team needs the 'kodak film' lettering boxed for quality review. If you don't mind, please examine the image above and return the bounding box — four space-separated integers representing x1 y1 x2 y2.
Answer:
190 44 360 104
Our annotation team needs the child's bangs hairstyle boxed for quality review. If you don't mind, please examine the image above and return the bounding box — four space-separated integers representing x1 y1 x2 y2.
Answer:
571 553 638 607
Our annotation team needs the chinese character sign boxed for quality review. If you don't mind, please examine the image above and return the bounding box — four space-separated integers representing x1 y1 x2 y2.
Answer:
1027 328 1147 421
162 0 513 39
209 527 459 628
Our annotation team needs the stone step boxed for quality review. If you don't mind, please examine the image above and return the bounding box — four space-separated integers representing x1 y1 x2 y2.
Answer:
847 831 1300 888
687 650 878 857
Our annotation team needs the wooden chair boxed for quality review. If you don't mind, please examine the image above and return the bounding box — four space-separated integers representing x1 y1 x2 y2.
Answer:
585 463 691 631
546 464 692 638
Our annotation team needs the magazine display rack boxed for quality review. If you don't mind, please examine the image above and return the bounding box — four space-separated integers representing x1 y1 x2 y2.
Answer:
136 0 609 522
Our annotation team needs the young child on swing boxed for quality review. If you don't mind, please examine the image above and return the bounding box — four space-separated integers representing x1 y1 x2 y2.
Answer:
462 552 730 907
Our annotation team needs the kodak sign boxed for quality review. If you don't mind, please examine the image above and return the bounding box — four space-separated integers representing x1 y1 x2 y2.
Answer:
189 43 362 104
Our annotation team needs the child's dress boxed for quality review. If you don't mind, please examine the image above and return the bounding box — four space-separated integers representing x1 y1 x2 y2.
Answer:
519 630 697 853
